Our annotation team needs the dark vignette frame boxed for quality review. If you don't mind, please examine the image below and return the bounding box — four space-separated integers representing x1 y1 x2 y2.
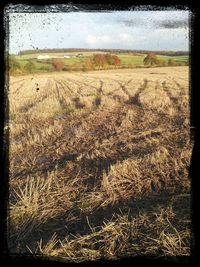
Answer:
0 0 199 266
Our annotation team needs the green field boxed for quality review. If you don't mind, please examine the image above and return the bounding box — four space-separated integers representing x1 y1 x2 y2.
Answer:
157 55 189 62
119 54 145 66
119 54 188 66
13 52 189 74
17 59 53 72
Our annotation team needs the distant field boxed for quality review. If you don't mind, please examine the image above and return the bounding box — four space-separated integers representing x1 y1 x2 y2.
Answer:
14 52 189 73
17 59 53 70
118 55 144 66
8 66 192 262
17 51 107 60
157 55 189 62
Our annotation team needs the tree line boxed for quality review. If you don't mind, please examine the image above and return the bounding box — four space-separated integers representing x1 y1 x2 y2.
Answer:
51 54 121 71
8 53 188 75
18 48 189 57
8 53 122 74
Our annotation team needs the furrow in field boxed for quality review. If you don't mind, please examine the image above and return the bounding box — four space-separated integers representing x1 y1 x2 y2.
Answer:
162 80 183 113
9 78 27 86
11 80 27 95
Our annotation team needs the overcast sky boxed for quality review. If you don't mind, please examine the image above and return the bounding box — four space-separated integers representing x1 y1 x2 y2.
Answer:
8 10 190 54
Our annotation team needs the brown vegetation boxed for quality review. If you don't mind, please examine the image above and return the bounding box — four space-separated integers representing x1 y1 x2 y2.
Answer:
143 53 159 66
51 59 65 71
93 54 121 69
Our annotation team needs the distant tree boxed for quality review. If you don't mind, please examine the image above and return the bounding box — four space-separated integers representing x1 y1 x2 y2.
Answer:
93 54 107 68
112 55 121 67
143 53 159 66
105 53 114 65
84 57 95 70
24 61 36 73
51 59 64 71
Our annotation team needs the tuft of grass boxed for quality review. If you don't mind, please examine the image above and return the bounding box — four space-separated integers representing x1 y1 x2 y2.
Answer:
9 170 76 241
36 200 190 262
53 106 75 119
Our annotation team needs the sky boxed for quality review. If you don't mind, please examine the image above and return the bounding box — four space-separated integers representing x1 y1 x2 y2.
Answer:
8 10 190 54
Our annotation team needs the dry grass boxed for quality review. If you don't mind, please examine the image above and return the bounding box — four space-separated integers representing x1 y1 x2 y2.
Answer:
7 67 192 261
34 198 191 262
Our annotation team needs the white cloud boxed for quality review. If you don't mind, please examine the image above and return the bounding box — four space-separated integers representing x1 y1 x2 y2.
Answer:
118 33 147 46
86 35 111 45
86 32 150 49
9 10 189 53
119 33 133 42
86 35 98 45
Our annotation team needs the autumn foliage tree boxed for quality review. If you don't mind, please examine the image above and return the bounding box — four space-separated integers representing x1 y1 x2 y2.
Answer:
112 55 121 67
93 54 121 69
93 54 107 68
143 53 159 66
51 59 64 71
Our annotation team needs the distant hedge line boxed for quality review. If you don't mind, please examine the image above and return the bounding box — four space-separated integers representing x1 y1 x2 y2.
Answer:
18 48 189 57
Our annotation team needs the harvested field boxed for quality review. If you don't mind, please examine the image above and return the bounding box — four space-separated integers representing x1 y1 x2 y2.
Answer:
7 66 192 262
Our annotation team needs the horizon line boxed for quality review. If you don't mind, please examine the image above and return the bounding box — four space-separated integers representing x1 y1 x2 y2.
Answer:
11 48 189 55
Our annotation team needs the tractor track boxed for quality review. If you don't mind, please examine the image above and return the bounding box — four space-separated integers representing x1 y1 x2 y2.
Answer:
162 80 183 113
